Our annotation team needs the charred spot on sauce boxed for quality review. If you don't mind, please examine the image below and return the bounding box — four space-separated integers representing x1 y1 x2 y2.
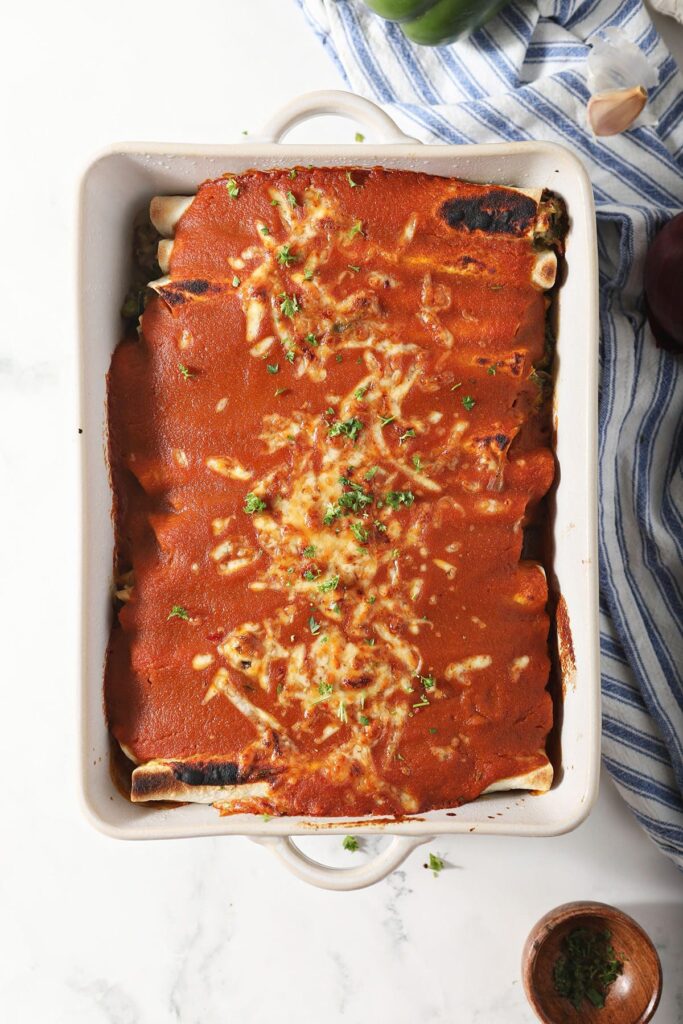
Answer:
172 761 240 786
158 279 214 306
440 190 536 236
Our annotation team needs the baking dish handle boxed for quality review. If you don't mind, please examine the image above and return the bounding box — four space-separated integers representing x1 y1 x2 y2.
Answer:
250 834 432 891
252 89 420 145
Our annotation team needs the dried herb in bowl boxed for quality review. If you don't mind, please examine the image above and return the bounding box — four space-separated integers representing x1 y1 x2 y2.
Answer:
553 927 624 1011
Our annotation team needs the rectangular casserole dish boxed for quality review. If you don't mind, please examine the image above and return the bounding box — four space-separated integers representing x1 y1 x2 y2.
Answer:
78 90 600 884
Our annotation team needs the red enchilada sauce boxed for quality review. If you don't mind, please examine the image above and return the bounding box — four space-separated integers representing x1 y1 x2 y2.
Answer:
106 167 559 816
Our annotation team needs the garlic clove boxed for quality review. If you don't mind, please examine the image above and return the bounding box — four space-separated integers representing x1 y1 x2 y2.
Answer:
587 85 648 137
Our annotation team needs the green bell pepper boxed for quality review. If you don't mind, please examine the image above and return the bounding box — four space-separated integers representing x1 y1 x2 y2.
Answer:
361 0 510 46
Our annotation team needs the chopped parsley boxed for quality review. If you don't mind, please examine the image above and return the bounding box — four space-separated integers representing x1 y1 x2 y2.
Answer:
167 605 189 621
308 616 321 636
462 395 476 411
335 354 343 363
286 190 298 208
487 365 497 376
338 478 373 512
342 835 359 851
303 567 321 581
328 417 364 443
426 853 444 876
305 332 318 347
323 506 341 526
244 493 267 514
354 385 368 400
232 275 240 287
385 490 415 509
429 727 438 735
312 681 333 704
420 675 436 690
318 575 339 593
289 168 297 179
348 264 361 273
399 428 415 444
266 363 279 374
274 387 288 397
330 602 341 614
279 293 300 318
302 545 317 557
276 244 297 266
225 178 239 198
359 714 370 726
270 199 280 207
364 466 379 481
261 813 272 822
412 454 423 472
354 132 365 143
380 415 395 427
412 695 429 709
350 522 369 544
553 928 624 1011
284 349 295 363
303 266 315 281
260 225 270 235
345 171 359 188
177 363 194 380
348 220 364 239
367 596 376 604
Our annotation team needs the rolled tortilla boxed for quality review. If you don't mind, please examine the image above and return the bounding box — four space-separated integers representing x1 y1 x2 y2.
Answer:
150 195 194 238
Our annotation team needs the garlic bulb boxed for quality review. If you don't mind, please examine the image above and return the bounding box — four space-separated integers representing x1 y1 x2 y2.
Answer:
587 85 648 137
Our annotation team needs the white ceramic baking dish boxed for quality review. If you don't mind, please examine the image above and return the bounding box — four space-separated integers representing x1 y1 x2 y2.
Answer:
78 90 600 890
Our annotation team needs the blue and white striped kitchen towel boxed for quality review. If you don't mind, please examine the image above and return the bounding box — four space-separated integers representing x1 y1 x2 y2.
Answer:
296 0 683 868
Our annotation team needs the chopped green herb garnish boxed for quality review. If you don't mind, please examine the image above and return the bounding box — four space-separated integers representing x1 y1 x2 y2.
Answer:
303 567 321 581
380 415 395 427
312 681 334 705
262 813 272 822
285 350 295 363
429 727 438 735
487 365 497 375
232 275 240 287
462 395 476 411
318 575 339 593
260 225 270 235
303 545 317 557
426 853 444 876
374 519 387 533
308 616 321 636
354 132 365 143
365 637 376 646
399 428 415 444
178 363 194 380
412 695 429 709
350 522 369 544
244 493 267 514
420 675 436 690
348 220 365 239
304 333 318 347
329 417 364 443
346 171 359 188
335 354 343 363
276 244 297 266
553 928 624 1011
385 490 415 510
367 596 376 604
289 168 297 180
364 466 379 481
303 266 315 280
225 178 239 198
412 454 423 472
323 506 341 526
348 264 361 273
359 714 370 726
279 293 300 318
270 199 280 207
342 834 359 851
266 363 279 374
354 385 368 400
331 602 341 614
286 190 298 208
450 382 462 391
275 387 288 396
167 605 189 621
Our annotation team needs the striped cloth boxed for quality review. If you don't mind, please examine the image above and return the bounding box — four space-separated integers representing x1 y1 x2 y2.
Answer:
296 0 683 867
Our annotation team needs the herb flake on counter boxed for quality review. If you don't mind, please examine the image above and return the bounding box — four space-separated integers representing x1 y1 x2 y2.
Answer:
425 853 444 876
343 835 359 851
354 132 365 143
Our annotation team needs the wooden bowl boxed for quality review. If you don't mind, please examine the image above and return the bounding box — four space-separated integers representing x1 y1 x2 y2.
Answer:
522 901 662 1024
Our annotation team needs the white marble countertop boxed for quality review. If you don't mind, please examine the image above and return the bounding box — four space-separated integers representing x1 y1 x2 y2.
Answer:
1 1 682 1021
